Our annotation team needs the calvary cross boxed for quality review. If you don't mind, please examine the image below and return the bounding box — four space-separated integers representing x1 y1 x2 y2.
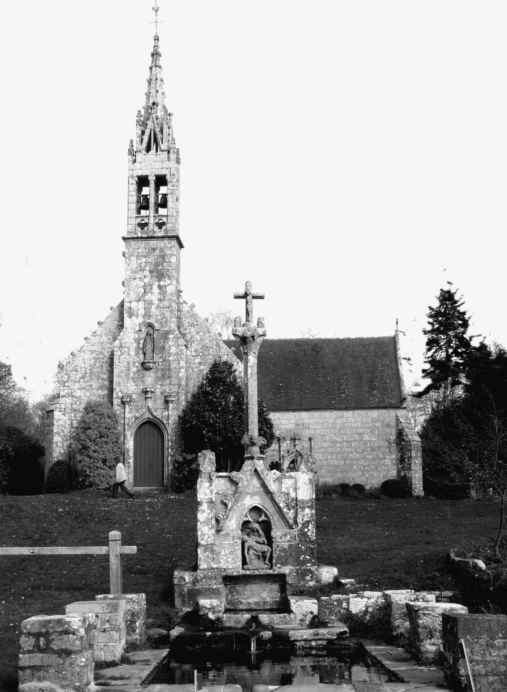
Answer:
233 281 266 458
234 281 264 324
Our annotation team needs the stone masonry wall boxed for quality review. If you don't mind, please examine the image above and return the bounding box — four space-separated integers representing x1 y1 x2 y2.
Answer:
46 295 240 486
265 408 400 488
46 303 124 468
443 613 507 692
179 301 241 401
396 412 424 496
19 613 96 691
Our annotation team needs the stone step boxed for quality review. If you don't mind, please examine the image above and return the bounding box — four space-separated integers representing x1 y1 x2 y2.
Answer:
273 623 349 641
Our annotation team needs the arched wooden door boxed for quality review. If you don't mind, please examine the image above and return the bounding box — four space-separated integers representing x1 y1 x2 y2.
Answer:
133 421 164 488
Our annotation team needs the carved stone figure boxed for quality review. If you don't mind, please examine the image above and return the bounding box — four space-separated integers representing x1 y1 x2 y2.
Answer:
142 327 155 369
198 449 216 474
242 521 271 569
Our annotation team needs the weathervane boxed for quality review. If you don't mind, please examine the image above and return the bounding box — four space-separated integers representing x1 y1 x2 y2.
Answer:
151 0 163 34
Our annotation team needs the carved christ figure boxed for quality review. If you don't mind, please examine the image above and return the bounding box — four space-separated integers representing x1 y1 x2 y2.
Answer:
242 521 271 568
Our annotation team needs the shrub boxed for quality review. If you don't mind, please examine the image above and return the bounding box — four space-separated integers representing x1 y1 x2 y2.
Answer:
381 478 410 498
73 402 123 490
45 460 75 494
0 441 14 493
423 476 469 499
171 453 199 492
315 482 341 500
0 425 44 495
350 483 366 497
338 482 351 497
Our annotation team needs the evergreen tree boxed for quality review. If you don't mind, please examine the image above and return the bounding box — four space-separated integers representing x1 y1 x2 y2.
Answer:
73 401 123 489
179 359 274 475
416 285 473 402
421 342 507 557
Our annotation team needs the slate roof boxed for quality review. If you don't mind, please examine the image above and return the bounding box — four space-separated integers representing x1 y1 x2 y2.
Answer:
224 337 404 411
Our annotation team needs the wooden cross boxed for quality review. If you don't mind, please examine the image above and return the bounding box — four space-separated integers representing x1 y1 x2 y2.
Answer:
234 281 264 324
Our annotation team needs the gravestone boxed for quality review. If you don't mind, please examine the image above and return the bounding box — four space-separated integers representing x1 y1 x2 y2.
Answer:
173 283 338 627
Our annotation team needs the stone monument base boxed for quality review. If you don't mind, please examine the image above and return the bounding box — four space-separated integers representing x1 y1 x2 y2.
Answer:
174 564 338 617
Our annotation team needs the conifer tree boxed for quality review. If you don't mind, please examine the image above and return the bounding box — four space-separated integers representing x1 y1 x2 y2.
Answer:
417 285 473 402
421 342 507 557
73 401 123 489
179 359 274 474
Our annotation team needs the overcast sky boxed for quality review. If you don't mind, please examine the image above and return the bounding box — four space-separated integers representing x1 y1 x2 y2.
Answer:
1 1 506 400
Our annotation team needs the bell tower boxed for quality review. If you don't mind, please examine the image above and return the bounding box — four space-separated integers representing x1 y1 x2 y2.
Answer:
127 34 181 243
124 33 182 321
114 30 184 489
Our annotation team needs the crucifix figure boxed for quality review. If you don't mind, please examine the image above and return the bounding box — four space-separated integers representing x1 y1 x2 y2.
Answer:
233 281 266 457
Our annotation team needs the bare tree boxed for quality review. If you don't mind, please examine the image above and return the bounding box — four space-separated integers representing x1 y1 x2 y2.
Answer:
405 381 442 431
300 326 322 338
206 308 235 339
0 361 33 431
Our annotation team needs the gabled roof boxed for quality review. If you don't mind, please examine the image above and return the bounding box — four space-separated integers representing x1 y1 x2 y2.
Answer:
224 337 403 411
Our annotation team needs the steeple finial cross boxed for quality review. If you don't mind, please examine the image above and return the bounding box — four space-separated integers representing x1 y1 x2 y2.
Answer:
234 281 265 324
150 0 163 34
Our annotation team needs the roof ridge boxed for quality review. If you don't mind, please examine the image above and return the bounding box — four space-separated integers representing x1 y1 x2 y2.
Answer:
225 335 396 343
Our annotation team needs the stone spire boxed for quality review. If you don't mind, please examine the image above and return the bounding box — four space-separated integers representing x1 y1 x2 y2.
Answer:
135 34 178 159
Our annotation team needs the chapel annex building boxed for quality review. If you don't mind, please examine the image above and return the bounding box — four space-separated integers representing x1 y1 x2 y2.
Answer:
46 34 423 495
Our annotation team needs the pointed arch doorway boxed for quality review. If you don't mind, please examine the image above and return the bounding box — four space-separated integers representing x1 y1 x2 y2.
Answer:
133 420 164 488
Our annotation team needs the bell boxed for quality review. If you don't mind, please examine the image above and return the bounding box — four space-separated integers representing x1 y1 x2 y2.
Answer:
158 193 167 208
138 194 149 210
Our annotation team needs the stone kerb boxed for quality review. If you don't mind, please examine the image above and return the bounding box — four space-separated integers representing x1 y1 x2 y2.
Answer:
384 590 436 643
95 593 146 646
406 601 468 664
18 613 96 692
66 598 126 663
348 591 387 634
442 612 507 692
316 589 458 641
289 596 319 627
318 593 350 626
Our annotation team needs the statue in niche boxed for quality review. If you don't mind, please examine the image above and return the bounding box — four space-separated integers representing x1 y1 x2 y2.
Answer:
242 522 271 569
142 326 155 370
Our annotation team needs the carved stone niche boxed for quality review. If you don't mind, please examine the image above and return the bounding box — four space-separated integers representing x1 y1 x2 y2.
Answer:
241 506 273 571
141 325 155 370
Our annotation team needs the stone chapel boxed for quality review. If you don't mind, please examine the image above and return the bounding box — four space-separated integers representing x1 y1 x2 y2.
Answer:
46 32 423 495
46 34 238 489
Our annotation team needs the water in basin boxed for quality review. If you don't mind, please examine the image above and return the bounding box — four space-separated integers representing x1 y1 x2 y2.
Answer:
145 645 401 689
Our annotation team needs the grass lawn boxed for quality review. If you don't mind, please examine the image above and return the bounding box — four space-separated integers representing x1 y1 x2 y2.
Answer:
0 491 500 690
